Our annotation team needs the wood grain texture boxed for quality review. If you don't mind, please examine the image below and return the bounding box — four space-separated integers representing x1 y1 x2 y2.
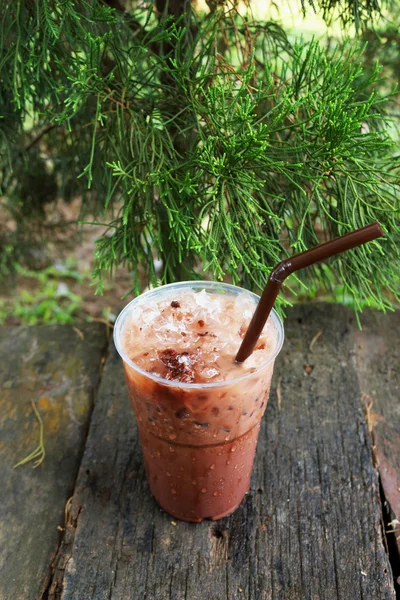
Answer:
0 324 107 600
48 305 396 600
350 310 400 558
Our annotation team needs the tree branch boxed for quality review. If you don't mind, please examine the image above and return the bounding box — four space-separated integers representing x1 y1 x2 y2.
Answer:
24 124 57 152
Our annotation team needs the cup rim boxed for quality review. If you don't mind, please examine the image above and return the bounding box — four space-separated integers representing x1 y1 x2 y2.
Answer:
113 280 284 389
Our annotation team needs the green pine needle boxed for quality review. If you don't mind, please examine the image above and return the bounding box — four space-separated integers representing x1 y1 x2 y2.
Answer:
0 1 399 316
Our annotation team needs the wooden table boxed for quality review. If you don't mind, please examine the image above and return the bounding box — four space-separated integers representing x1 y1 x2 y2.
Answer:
1 305 399 600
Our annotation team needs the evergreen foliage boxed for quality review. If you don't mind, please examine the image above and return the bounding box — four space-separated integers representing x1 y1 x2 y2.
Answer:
1 0 399 313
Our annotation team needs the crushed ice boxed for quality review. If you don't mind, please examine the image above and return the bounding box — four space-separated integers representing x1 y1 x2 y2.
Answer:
121 289 277 383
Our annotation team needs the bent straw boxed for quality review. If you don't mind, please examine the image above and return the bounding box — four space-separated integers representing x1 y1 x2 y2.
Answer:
235 222 384 363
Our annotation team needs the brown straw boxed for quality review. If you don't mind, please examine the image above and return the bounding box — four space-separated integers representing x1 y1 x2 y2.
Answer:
235 222 384 363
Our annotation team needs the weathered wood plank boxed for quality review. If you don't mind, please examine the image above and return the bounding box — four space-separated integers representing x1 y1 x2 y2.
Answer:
0 324 107 600
48 305 396 600
350 310 400 563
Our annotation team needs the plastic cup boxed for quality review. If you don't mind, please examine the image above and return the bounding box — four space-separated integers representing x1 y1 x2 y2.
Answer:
114 281 284 522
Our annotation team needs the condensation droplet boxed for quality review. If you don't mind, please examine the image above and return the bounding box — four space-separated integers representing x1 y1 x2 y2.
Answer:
166 471 171 477
169 447 175 453
169 432 177 440
171 489 177 495
213 491 218 496
226 460 231 465
210 464 215 470
231 446 237 453
201 488 207 493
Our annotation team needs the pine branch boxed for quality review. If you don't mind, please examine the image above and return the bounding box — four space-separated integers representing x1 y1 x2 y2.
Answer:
0 0 399 314
302 0 383 30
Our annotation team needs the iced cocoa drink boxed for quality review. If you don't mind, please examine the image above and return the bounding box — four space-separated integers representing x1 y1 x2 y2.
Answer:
114 282 283 522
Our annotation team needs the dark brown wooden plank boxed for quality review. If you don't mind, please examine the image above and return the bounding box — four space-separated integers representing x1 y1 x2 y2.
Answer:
0 324 107 600
48 305 396 600
350 310 400 560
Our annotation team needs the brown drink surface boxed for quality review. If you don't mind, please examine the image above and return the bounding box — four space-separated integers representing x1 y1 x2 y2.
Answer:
121 288 278 522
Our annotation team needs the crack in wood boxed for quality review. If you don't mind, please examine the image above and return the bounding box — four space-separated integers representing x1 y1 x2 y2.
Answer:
379 478 400 598
210 524 228 567
354 316 400 598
